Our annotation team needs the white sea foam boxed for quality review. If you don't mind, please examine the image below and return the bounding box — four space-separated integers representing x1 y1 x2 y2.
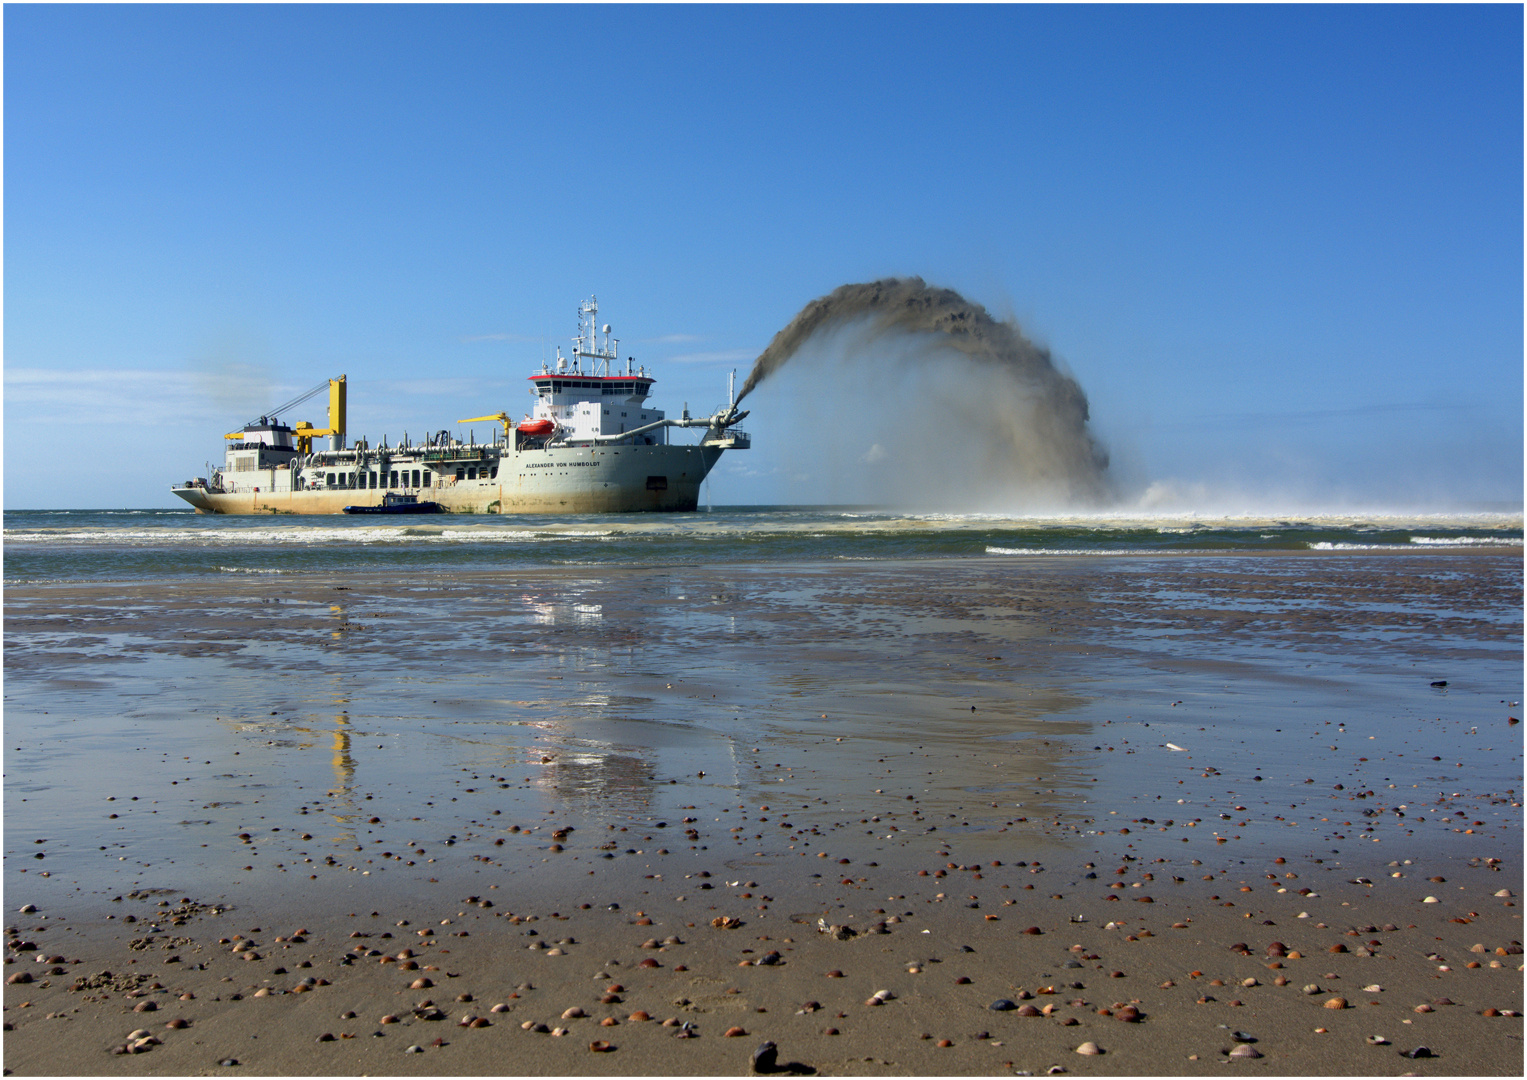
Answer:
1409 536 1519 547
985 546 1142 556
1308 537 1519 551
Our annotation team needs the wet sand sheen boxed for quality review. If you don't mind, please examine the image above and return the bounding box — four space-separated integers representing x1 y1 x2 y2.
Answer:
4 551 1521 1074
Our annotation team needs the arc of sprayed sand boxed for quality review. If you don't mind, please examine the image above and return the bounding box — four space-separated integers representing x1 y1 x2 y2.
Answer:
732 277 1110 501
737 277 1075 406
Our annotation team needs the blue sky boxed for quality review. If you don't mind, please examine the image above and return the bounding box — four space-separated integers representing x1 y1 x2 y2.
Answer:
5 4 1521 511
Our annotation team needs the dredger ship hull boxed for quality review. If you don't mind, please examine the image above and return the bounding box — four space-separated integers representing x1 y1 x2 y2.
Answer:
172 444 726 515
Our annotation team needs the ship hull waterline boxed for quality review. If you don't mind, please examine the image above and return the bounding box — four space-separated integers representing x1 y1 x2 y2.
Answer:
172 444 726 515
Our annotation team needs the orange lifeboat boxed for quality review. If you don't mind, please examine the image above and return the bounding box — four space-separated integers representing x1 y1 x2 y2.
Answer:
517 418 556 436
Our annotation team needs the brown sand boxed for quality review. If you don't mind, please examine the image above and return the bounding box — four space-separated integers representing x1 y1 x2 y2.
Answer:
4 552 1521 1074
4 870 1522 1075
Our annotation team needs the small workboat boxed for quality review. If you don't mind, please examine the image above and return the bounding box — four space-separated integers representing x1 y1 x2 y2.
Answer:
342 492 444 515
517 418 556 436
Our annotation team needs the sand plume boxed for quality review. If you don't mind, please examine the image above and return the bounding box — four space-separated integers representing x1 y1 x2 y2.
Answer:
737 278 1111 507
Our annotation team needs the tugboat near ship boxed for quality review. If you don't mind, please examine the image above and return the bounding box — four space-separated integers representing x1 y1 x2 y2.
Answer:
171 297 749 515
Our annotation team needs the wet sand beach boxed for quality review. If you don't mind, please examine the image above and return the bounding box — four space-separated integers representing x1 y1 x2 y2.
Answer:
4 550 1521 1075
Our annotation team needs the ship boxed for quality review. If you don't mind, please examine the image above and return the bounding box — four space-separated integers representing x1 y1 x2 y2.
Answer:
170 297 749 515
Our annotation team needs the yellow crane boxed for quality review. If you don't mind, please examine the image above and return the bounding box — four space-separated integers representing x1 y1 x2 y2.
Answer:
458 412 514 440
227 376 346 454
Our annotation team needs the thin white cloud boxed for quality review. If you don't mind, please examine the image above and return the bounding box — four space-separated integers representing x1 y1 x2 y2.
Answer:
644 333 705 345
362 377 515 397
458 332 546 344
660 348 756 366
5 368 229 423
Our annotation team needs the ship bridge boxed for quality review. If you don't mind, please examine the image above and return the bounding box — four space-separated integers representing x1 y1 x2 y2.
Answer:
523 296 670 445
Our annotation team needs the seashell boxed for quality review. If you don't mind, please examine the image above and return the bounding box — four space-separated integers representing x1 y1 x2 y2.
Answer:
724 1026 748 1037
410 977 433 989
1413 1004 1433 1014
1229 1044 1262 1059
588 1039 614 1052
490 1003 509 1013
561 1006 585 1019
628 1010 651 1022
1324 998 1347 1010
752 1041 778 1073
1074 1041 1102 1055
1016 1004 1041 1017
381 1014 399 1024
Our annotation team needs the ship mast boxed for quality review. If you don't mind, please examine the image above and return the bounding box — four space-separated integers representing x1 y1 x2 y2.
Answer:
573 295 619 376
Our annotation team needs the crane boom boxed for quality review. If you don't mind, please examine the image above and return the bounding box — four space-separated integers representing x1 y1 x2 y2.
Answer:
250 379 330 428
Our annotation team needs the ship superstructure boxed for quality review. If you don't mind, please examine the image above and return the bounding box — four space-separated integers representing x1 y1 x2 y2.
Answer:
171 297 748 514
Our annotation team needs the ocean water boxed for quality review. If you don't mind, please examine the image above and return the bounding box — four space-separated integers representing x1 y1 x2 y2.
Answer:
5 506 1521 915
4 506 1521 583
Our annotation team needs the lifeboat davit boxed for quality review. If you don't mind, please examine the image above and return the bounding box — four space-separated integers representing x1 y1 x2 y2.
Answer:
517 418 556 436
